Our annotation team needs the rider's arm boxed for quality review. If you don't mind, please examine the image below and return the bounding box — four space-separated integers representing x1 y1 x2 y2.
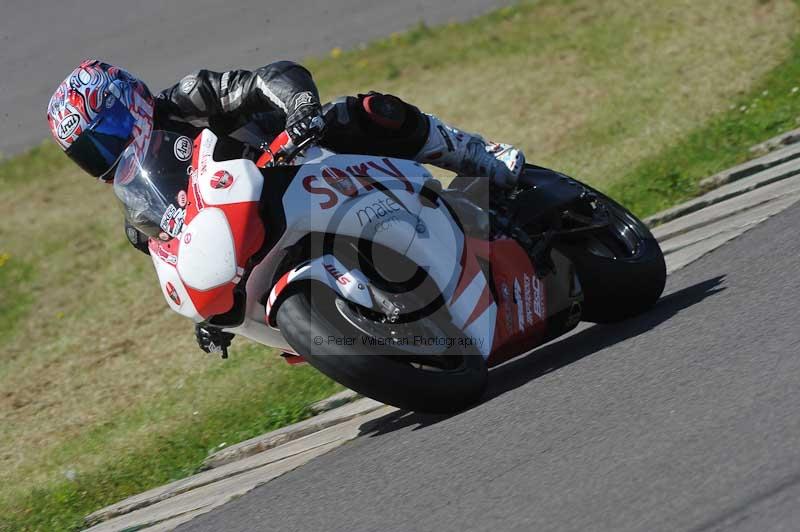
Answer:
155 61 321 135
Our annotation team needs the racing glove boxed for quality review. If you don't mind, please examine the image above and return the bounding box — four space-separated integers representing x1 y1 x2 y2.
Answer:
285 100 326 146
195 324 235 359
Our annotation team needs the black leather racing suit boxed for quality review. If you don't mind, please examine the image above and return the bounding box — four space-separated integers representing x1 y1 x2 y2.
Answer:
125 61 430 253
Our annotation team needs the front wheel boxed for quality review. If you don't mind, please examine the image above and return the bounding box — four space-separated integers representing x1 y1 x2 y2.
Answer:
276 283 487 413
556 182 666 323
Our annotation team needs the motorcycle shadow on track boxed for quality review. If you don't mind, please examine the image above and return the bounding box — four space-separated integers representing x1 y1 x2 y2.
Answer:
358 275 727 437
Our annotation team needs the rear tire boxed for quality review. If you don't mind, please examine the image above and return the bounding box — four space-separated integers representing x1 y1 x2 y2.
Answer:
276 283 487 413
557 184 666 323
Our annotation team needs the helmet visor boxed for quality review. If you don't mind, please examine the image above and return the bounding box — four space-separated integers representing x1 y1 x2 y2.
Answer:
64 96 136 178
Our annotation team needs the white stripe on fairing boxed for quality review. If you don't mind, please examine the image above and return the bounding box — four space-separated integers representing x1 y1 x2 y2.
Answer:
449 274 486 329
255 77 288 113
463 303 496 358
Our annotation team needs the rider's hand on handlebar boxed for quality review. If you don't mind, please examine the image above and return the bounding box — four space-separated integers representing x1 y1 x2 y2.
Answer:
286 103 326 146
195 324 235 359
257 104 326 168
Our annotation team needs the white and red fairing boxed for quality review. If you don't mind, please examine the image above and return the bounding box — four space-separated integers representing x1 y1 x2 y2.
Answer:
148 130 265 322
148 129 549 362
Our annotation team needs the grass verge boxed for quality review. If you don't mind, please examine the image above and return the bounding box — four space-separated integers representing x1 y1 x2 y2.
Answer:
0 254 34 341
606 41 800 216
1 0 798 530
1 347 339 531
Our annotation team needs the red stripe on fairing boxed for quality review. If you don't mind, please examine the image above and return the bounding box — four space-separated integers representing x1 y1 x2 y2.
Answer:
450 250 477 305
185 282 236 318
265 270 292 324
185 135 204 223
148 233 235 317
450 237 492 305
282 352 306 365
183 200 265 319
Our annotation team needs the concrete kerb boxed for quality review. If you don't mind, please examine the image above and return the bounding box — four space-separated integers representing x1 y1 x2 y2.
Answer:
202 396 381 470
645 144 800 227
85 400 392 528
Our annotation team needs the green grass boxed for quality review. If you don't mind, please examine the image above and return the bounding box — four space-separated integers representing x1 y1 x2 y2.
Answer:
1 0 799 530
1 346 339 531
0 141 71 186
0 254 34 340
606 42 800 216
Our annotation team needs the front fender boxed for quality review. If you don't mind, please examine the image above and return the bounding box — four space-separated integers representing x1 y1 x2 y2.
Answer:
265 255 374 327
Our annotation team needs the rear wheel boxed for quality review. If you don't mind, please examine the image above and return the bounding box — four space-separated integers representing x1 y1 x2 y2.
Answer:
276 282 487 413
557 184 666 323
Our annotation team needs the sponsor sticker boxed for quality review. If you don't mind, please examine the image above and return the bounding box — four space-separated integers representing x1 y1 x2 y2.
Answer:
523 274 535 326
156 245 178 265
324 263 350 286
192 181 205 210
184 233 192 245
160 204 186 238
211 170 234 190
57 113 80 140
500 282 514 334
322 167 358 197
514 279 525 332
177 190 188 207
532 276 544 319
174 136 192 161
371 215 401 235
355 198 402 227
303 158 414 210
165 282 182 305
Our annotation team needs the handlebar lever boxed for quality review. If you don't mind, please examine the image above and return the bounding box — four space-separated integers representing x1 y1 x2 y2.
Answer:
256 122 325 169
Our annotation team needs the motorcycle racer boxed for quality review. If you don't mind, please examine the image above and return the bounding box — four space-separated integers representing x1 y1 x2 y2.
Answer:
46 59 526 212
46 58 526 355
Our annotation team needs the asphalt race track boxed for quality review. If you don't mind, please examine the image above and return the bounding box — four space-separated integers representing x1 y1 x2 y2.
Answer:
177 204 800 531
0 0 506 156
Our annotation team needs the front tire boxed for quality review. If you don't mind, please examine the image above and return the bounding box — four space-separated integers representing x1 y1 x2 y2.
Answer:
276 283 487 413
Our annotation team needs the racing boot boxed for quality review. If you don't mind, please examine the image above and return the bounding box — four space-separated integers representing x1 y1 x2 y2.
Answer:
415 115 525 188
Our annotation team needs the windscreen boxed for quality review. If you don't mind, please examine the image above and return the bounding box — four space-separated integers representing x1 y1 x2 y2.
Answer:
113 131 194 240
